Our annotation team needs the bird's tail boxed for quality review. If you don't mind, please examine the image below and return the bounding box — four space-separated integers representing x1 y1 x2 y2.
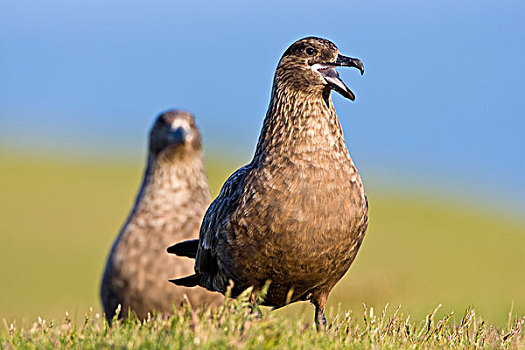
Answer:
167 239 199 259
169 274 201 287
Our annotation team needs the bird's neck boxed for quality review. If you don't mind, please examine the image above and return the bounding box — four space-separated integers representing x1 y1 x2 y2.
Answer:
253 85 349 162
131 154 211 220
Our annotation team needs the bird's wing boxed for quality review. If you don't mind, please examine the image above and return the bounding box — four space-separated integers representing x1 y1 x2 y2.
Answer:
194 164 251 275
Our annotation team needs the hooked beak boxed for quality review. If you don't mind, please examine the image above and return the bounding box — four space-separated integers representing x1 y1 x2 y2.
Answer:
311 54 364 101
169 126 188 145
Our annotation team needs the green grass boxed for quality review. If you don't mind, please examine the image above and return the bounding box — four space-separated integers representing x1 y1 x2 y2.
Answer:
0 151 524 338
2 293 524 349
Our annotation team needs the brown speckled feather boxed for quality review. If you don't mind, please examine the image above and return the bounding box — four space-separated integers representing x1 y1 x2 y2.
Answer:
170 37 368 328
100 110 222 322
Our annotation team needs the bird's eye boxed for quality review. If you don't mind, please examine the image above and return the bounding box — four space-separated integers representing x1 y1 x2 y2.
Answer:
305 47 316 56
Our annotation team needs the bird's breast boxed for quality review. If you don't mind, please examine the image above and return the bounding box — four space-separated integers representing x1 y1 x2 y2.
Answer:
226 152 367 294
237 152 366 246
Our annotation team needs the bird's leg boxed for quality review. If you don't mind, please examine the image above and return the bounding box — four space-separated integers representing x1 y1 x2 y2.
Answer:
248 289 263 318
312 295 327 331
249 289 257 305
315 306 327 330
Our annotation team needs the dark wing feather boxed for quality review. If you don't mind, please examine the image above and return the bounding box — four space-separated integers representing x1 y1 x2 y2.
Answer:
194 165 251 276
167 239 199 258
169 274 201 287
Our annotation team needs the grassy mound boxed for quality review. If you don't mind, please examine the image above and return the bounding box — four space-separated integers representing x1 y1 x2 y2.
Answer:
2 293 524 349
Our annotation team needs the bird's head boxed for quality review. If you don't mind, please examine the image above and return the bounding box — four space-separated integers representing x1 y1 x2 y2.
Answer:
149 110 202 160
276 37 364 101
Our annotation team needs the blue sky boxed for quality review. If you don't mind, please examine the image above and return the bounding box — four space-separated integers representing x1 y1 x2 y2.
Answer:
1 0 524 211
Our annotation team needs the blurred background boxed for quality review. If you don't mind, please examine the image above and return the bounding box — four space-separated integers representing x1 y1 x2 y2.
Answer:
1 0 524 326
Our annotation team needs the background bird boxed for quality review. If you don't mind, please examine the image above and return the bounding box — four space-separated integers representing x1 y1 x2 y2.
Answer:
168 37 368 328
100 110 222 322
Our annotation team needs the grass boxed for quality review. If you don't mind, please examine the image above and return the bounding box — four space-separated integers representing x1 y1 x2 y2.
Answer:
2 292 524 349
0 151 524 346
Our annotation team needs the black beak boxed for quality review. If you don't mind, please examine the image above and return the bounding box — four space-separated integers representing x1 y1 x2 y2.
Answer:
334 55 365 75
318 54 364 101
169 127 188 144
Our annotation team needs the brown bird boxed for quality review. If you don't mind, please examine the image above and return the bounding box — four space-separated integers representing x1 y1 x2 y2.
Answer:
168 37 368 328
100 110 222 322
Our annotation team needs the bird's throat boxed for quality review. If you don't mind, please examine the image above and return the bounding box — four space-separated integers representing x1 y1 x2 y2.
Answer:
133 155 211 218
254 86 346 161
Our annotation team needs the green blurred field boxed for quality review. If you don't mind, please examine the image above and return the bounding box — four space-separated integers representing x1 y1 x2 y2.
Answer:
0 152 524 326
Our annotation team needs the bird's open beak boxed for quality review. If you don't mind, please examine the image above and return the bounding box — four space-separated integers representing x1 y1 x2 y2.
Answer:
311 54 364 101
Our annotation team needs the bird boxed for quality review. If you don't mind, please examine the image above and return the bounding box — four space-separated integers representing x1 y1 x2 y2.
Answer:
100 110 222 322
168 37 368 329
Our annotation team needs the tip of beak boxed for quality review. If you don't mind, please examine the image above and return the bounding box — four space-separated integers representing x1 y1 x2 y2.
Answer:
358 62 365 76
334 55 365 76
